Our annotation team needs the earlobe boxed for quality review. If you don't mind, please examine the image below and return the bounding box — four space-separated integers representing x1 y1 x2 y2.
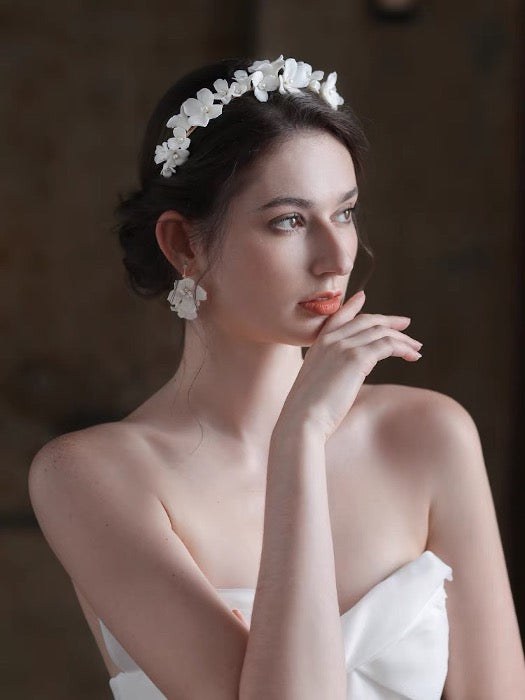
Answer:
155 210 196 275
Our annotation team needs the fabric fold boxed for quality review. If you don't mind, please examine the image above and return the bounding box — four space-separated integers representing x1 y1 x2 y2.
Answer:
342 550 452 667
98 549 453 700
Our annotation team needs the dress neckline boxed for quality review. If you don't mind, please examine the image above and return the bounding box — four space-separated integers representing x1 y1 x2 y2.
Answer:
215 550 451 620
97 550 452 633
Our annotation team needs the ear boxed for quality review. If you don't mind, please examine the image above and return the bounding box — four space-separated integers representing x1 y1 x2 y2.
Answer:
155 210 200 276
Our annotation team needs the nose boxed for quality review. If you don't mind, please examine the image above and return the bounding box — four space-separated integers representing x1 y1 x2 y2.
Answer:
309 219 356 277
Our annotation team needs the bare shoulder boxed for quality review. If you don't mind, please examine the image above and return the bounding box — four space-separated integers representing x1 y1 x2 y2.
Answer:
28 421 154 521
361 381 472 426
358 382 476 473
353 382 479 529
30 421 126 470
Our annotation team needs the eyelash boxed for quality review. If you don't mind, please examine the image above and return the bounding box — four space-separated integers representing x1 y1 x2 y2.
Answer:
271 205 357 234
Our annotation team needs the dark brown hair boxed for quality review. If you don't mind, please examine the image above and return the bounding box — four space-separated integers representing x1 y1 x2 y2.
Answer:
115 57 375 302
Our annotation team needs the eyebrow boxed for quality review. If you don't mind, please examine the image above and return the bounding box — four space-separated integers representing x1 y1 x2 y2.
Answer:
256 187 358 212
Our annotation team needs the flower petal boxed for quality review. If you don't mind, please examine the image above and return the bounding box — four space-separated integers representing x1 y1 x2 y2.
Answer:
196 286 207 301
213 78 229 94
187 112 208 127
182 97 204 118
230 80 249 97
167 112 190 130
209 103 223 117
154 142 170 164
254 86 268 102
196 88 215 106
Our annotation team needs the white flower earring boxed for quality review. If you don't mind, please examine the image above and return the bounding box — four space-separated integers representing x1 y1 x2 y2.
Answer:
167 263 207 320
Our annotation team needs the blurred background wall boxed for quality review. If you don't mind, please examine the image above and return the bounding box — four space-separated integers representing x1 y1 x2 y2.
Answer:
1 0 523 696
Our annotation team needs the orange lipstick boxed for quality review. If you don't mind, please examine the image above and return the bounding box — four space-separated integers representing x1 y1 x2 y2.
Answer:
299 292 342 315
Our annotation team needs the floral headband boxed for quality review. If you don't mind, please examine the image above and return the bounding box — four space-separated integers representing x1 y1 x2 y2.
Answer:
154 55 345 178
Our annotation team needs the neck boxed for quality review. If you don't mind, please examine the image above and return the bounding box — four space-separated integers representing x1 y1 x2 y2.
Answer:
166 320 304 452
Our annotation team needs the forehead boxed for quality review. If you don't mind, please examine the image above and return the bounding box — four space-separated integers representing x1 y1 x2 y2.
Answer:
238 130 357 205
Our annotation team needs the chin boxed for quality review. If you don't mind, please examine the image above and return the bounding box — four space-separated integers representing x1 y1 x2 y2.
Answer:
282 320 327 348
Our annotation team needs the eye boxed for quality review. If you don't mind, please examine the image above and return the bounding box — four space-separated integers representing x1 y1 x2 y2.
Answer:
270 213 304 233
334 205 356 223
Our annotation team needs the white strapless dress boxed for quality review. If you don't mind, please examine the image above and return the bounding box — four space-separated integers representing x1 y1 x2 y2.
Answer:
99 550 453 699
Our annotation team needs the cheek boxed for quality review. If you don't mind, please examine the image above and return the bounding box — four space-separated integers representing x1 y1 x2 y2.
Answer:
205 241 263 299
223 234 297 281
215 240 299 318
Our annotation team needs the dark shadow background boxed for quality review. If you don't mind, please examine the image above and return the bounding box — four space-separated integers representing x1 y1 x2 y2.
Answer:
1 0 523 696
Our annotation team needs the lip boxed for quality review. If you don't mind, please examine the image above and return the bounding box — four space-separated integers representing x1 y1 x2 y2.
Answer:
298 293 342 316
299 290 342 303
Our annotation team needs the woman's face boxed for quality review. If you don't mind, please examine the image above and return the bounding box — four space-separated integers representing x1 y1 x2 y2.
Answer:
198 130 359 347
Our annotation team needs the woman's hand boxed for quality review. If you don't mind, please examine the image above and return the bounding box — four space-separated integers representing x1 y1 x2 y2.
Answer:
279 291 423 441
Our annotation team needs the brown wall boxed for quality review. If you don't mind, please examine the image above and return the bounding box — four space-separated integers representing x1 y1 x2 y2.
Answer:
2 0 522 696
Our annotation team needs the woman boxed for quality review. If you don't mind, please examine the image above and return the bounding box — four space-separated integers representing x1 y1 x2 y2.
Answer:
29 56 525 699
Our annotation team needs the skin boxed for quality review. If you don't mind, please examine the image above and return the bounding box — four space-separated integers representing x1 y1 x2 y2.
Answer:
28 130 525 698
152 130 360 453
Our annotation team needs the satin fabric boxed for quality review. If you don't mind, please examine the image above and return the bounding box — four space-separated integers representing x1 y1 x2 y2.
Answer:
99 550 453 699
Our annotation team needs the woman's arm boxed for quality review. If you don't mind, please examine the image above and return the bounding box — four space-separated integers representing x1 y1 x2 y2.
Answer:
28 425 255 700
420 392 525 699
238 421 347 700
239 292 423 699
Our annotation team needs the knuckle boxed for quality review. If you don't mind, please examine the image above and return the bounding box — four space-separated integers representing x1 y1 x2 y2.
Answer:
344 343 363 360
379 336 395 349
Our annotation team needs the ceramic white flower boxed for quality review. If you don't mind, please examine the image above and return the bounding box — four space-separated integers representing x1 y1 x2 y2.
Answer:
182 88 223 127
167 127 190 151
166 112 190 130
307 70 325 94
167 277 207 320
230 70 252 96
248 55 285 76
278 58 313 95
159 148 190 177
213 78 233 104
251 70 280 102
154 142 172 165
320 71 344 109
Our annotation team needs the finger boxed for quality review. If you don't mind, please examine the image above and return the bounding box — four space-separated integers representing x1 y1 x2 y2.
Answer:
325 314 412 341
320 290 367 333
324 312 416 344
370 337 422 362
353 336 423 373
338 326 423 351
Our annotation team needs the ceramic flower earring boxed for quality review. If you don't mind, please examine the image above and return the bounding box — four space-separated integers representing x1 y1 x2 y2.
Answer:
167 263 207 320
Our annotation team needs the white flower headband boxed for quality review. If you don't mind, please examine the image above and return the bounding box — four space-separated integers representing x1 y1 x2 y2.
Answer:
154 55 344 178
